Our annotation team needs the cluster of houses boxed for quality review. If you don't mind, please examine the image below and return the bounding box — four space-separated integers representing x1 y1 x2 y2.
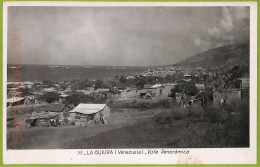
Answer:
138 66 205 78
6 64 250 128
120 83 176 99
24 103 111 128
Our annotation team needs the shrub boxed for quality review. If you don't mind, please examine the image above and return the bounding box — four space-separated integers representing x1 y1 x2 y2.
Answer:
204 105 221 123
153 112 172 124
153 107 189 125
158 99 171 108
188 103 205 118
171 108 189 120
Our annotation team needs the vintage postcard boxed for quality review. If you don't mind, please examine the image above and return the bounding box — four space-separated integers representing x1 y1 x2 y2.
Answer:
2 1 258 165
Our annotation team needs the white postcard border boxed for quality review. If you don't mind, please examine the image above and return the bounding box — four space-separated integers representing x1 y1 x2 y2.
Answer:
2 1 258 165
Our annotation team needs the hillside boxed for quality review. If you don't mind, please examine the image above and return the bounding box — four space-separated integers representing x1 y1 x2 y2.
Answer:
175 42 249 68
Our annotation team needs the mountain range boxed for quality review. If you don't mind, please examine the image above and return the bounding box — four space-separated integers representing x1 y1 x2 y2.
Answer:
175 42 249 68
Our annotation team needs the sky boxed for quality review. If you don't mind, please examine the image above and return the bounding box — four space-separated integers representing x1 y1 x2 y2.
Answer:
7 6 250 66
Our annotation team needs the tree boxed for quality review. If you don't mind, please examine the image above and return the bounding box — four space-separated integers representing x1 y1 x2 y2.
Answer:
119 76 126 84
65 93 99 106
169 81 198 98
184 81 198 96
65 94 81 106
42 92 60 104
21 88 31 97
135 77 147 89
94 80 104 89
169 85 183 99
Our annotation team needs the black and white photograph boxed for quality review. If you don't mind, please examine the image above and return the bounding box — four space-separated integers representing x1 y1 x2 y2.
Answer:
3 1 257 165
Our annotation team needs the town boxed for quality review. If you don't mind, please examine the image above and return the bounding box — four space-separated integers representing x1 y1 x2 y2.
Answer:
7 64 249 126
6 63 249 148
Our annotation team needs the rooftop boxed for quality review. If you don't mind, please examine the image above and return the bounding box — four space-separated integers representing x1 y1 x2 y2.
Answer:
69 103 107 115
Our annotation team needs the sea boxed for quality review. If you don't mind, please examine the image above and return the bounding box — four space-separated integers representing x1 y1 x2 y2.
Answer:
7 64 148 82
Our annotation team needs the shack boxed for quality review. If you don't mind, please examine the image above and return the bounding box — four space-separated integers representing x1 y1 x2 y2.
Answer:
69 103 110 126
26 112 60 128
213 89 241 106
147 84 175 97
195 84 206 92
7 97 25 107
41 103 71 120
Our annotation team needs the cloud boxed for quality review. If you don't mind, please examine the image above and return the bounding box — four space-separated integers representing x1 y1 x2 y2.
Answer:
219 6 234 32
194 37 201 46
7 6 250 66
194 6 249 52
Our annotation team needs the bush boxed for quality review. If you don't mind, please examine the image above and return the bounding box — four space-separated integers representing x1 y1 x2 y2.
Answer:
153 107 189 125
153 112 172 124
158 99 172 108
224 99 249 146
188 103 205 118
172 108 189 120
204 105 221 123
111 99 174 110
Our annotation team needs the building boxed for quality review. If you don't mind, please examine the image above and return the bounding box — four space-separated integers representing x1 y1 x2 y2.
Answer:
41 104 71 120
213 89 241 106
147 84 175 97
120 88 140 98
7 97 25 107
126 76 134 79
26 112 60 128
69 103 110 126
239 77 249 89
43 87 57 93
195 84 206 92
24 96 38 106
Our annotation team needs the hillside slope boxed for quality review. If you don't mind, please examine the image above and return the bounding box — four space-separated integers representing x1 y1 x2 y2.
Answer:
175 42 249 68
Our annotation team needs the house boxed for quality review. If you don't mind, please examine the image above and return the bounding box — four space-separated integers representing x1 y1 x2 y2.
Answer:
93 89 113 99
24 96 38 106
126 76 134 79
144 84 152 89
59 93 69 103
26 112 60 128
64 87 72 93
7 116 14 128
69 103 110 126
213 89 241 106
41 104 71 120
120 88 139 98
94 88 110 93
84 90 93 95
147 84 175 97
195 84 206 92
239 77 249 89
43 87 57 93
7 97 25 107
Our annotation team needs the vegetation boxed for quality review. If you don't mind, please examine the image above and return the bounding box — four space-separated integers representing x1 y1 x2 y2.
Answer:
153 98 249 147
41 92 60 104
169 81 198 98
64 93 105 106
110 98 175 110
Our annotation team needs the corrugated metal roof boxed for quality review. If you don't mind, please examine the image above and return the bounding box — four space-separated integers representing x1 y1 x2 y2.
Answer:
94 89 110 93
7 97 25 103
195 84 205 88
150 84 162 89
69 103 106 115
